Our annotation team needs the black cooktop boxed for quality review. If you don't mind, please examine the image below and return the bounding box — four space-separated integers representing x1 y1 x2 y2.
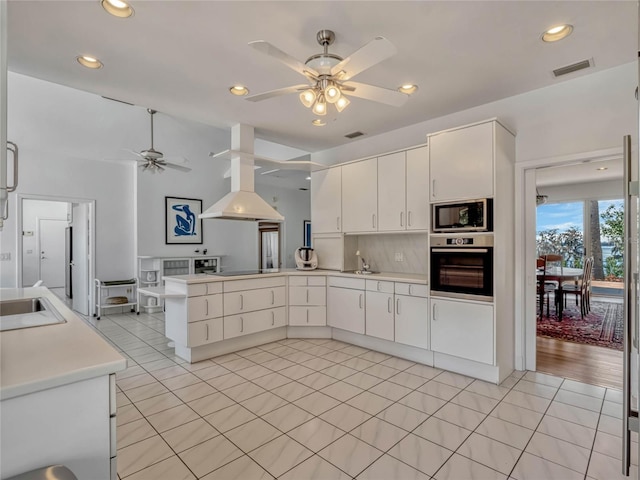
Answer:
207 269 280 277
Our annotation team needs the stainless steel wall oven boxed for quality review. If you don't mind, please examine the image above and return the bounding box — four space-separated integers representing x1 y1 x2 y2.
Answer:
430 235 493 301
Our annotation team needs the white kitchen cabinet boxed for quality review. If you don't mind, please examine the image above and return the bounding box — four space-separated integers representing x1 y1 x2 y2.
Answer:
429 121 494 202
341 158 378 233
289 286 326 305
430 297 494 365
224 307 286 339
377 151 406 232
394 292 429 349
327 277 365 334
224 286 285 316
406 146 429 230
187 294 223 322
289 306 327 326
365 279 395 341
311 167 342 233
188 317 223 347
288 275 327 326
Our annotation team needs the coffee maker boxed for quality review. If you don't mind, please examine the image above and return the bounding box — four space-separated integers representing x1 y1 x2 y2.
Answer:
295 247 318 270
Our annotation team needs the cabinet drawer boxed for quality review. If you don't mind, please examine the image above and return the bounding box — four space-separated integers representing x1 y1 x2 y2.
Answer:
395 282 428 297
289 276 327 286
188 294 223 322
328 276 365 290
289 276 308 286
188 318 223 347
308 276 326 286
187 284 207 297
224 276 286 293
207 282 223 295
289 306 326 326
289 286 326 306
224 307 286 339
366 279 394 294
224 286 286 315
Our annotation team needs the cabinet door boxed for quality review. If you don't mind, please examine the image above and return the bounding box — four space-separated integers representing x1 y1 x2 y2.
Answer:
224 287 286 315
365 291 395 341
394 295 428 349
341 158 378 233
430 298 494 364
188 318 223 347
406 146 429 230
311 168 342 233
289 306 327 326
289 286 326 306
377 152 406 232
187 294 223 322
327 287 365 334
429 122 494 202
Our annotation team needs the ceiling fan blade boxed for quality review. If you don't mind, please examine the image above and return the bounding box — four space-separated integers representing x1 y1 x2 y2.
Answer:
249 40 319 79
330 37 396 80
123 148 146 159
342 81 408 107
163 162 192 173
245 84 310 102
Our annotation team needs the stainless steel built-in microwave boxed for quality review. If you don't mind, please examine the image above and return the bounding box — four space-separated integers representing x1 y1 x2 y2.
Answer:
432 199 493 233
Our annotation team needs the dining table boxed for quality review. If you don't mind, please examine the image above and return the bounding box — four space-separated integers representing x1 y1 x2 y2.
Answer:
537 266 584 320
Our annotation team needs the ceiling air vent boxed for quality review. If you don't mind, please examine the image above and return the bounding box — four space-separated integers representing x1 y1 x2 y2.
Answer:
552 59 592 78
345 131 365 139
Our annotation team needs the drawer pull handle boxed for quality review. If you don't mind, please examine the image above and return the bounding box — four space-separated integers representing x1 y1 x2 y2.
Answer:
388 297 391 313
240 294 244 310
306 288 309 303
359 293 363 309
400 211 404 227
432 179 436 198
205 298 209 316
377 281 381 292
271 290 275 305
396 298 400 315
205 323 209 341
337 216 340 230
306 309 309 323
408 211 412 227
271 311 275 326
240 317 244 332
372 214 376 228
433 304 437 321
409 285 413 295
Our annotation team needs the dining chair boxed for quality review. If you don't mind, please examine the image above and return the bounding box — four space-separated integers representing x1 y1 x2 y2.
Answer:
560 256 593 319
536 256 558 317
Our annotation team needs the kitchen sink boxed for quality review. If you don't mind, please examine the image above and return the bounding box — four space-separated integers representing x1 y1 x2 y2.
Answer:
0 297 67 331
347 270 380 275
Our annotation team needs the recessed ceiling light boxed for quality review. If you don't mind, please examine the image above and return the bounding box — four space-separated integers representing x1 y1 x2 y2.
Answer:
542 24 573 42
101 0 134 18
397 84 418 95
229 85 249 96
305 176 311 180
312 119 326 127
76 55 103 69
596 167 608 171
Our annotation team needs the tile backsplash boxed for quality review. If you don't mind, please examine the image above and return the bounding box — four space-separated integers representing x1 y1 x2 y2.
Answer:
344 233 428 274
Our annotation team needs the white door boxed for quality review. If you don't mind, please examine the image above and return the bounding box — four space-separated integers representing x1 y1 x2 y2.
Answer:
38 219 67 288
71 203 89 315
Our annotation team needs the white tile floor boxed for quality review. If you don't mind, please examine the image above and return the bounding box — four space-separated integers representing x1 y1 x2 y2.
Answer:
80 305 636 480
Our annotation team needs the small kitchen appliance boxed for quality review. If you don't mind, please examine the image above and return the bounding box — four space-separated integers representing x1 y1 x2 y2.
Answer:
295 247 318 270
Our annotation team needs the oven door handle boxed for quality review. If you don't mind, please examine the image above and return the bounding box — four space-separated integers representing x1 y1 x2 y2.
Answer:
431 248 489 254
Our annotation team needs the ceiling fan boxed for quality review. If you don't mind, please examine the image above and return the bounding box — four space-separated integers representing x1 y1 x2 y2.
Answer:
246 29 409 114
125 109 191 173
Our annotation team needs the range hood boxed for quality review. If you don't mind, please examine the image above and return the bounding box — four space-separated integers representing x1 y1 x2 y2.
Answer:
200 124 284 222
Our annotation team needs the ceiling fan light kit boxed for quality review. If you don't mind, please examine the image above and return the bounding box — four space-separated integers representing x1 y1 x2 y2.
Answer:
246 29 409 115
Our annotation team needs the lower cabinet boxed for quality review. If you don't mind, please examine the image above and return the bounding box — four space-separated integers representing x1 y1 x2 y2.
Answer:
430 297 494 364
327 277 365 334
394 294 429 349
224 307 286 339
188 318 223 347
289 306 327 326
288 275 327 327
365 281 394 341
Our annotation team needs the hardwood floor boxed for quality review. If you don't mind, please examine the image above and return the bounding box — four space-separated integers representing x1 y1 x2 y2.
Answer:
537 336 623 390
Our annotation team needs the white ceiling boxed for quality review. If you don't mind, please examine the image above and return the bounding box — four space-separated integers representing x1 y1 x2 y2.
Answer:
7 1 638 154
536 157 623 187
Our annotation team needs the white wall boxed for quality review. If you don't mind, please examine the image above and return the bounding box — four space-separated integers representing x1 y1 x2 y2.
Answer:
538 179 622 204
21 199 68 286
312 62 637 167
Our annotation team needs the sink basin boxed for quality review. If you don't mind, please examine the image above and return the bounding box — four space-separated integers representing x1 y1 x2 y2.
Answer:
0 297 67 331
349 270 380 275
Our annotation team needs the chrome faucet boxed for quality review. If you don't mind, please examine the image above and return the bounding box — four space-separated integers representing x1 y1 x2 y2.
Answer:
356 250 370 272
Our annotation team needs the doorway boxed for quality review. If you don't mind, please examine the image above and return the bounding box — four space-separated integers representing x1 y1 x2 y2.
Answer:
18 195 95 316
258 222 281 269
524 154 625 388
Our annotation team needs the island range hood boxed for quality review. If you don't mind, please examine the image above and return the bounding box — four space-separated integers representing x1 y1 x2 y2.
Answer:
200 124 284 222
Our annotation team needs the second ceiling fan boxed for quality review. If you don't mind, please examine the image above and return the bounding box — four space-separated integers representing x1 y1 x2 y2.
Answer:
246 29 409 115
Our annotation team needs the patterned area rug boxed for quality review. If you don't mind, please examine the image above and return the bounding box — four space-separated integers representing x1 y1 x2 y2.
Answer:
537 301 623 350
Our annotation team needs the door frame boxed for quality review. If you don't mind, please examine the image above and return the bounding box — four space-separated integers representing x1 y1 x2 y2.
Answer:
36 216 67 287
514 146 623 371
16 193 96 313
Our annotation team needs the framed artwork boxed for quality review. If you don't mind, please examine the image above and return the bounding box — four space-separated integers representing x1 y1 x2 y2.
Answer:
165 196 203 244
304 220 312 247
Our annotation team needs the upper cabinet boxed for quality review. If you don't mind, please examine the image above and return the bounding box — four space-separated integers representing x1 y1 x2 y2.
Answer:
405 146 429 230
342 157 378 233
377 152 406 232
429 121 494 202
311 167 342 234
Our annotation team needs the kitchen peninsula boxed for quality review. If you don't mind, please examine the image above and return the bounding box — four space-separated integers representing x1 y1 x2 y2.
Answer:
0 287 126 479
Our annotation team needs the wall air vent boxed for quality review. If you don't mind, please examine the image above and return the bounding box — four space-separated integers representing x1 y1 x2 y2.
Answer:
345 131 365 139
552 59 593 78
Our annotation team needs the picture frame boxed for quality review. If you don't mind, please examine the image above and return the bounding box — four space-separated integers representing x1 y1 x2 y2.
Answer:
303 220 312 247
165 196 203 244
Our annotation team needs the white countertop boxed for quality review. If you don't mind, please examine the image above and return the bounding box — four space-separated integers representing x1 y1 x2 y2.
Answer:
163 269 428 285
0 287 127 400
